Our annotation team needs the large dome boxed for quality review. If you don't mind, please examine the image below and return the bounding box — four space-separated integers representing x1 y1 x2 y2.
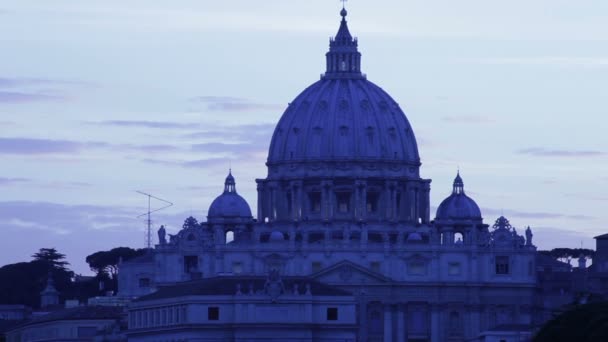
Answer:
268 79 420 165
267 9 419 169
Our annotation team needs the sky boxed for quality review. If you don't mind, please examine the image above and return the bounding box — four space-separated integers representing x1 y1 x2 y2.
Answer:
0 0 607 274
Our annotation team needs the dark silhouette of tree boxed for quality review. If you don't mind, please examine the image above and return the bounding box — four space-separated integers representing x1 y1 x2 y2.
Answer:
86 247 145 278
32 248 70 271
0 248 75 308
183 216 199 229
534 302 608 341
537 248 595 264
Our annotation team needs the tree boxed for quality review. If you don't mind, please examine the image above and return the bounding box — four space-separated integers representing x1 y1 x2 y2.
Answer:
537 248 596 264
32 248 70 271
183 216 199 229
534 302 608 341
86 247 146 279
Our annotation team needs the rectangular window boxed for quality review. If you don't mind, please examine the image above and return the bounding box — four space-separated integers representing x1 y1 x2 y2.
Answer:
408 261 426 275
138 278 151 288
496 256 510 275
326 307 338 321
312 261 323 273
337 192 351 213
232 262 243 274
286 192 293 214
208 307 219 321
309 192 322 212
77 327 97 338
448 262 461 276
184 255 198 273
366 192 380 213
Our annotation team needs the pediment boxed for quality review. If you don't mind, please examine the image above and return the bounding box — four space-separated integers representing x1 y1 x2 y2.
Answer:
311 260 391 284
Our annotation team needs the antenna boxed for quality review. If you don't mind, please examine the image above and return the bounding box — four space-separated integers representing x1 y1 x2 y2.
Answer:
136 191 173 249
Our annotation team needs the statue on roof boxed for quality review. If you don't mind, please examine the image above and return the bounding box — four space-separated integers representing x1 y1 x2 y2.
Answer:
158 225 167 245
525 226 533 246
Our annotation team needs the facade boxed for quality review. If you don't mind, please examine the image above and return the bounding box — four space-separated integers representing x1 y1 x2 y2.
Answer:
127 276 357 342
118 8 538 342
5 306 124 342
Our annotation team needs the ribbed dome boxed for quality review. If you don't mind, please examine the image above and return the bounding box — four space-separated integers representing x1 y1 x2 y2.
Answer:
436 172 482 220
268 79 420 165
267 9 419 167
208 171 252 219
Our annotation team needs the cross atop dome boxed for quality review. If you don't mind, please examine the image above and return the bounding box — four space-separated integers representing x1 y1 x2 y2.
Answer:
323 5 364 79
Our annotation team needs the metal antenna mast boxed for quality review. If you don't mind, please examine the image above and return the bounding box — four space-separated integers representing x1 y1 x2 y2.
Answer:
136 191 173 249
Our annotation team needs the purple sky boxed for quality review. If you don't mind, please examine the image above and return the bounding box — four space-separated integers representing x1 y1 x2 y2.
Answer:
1 0 607 274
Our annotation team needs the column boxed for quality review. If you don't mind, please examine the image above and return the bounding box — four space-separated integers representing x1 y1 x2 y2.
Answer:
397 303 407 342
256 182 264 222
431 304 440 342
384 303 393 342
361 224 368 251
359 299 368 341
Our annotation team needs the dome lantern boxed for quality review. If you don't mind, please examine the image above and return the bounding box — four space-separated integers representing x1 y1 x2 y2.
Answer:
323 8 364 79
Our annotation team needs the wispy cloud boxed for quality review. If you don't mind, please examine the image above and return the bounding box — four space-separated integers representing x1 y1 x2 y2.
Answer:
0 137 181 155
480 57 608 68
93 120 201 129
441 115 496 124
483 207 595 221
0 91 65 103
0 138 85 155
0 77 91 104
0 177 30 186
516 148 605 158
563 193 608 202
191 96 284 112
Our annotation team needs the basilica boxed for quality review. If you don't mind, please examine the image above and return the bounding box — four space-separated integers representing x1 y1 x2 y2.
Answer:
119 7 537 342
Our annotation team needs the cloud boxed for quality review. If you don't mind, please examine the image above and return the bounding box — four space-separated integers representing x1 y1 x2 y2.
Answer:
183 123 276 140
0 77 92 104
0 200 199 273
0 137 182 155
516 148 605 158
482 207 595 221
190 142 252 153
0 177 30 186
479 57 608 68
563 193 608 202
0 138 85 155
441 115 496 124
0 91 65 103
191 96 284 112
93 120 201 129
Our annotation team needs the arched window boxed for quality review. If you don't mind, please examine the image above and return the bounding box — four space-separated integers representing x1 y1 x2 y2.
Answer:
225 231 234 244
454 232 464 245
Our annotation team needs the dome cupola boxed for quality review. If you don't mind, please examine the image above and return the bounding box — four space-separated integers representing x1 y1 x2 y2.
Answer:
208 170 252 220
436 172 482 221
323 7 363 79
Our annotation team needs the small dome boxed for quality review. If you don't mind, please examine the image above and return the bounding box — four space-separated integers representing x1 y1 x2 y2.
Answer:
208 171 252 219
407 232 423 241
269 231 285 242
436 172 482 221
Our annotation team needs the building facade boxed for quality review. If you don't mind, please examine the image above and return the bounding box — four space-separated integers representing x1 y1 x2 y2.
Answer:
118 8 538 342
